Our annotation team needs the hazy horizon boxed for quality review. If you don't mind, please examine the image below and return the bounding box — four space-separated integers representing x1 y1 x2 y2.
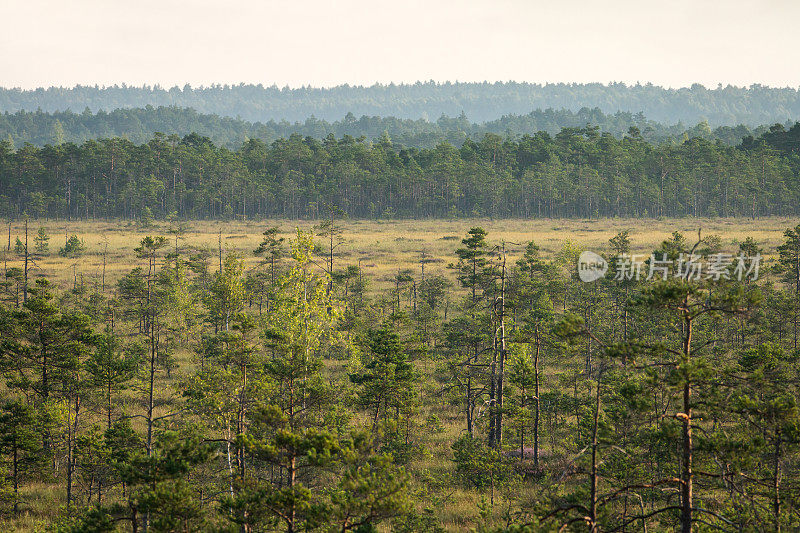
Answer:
2 81 800 91
3 0 799 90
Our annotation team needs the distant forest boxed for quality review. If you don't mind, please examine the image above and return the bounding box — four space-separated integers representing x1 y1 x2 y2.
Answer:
0 106 777 149
2 82 800 125
1 122 799 220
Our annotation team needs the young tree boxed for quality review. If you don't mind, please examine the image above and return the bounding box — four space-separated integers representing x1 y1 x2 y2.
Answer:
117 431 212 533
446 228 493 437
0 401 42 516
252 226 286 314
34 227 50 255
124 235 172 531
0 279 94 457
509 241 557 467
451 435 513 506
777 224 800 349
60 235 85 257
314 204 346 296
234 405 342 533
506 346 535 462
13 238 24 256
227 229 348 533
630 276 760 532
86 328 137 430
733 344 800 532
253 226 285 286
183 314 266 509
350 326 417 429
327 434 412 532
205 253 246 333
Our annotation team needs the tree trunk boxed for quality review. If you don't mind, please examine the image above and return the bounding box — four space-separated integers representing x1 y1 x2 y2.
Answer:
774 430 782 533
680 313 693 533
589 373 601 531
533 333 541 467
494 246 507 447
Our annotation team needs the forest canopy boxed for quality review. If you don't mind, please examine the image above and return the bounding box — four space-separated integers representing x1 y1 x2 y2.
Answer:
0 106 778 149
1 122 799 220
2 81 800 125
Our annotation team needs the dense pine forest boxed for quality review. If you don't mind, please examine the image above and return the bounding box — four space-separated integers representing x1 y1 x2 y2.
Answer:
3 82 800 125
2 220 800 531
1 122 800 220
0 107 777 149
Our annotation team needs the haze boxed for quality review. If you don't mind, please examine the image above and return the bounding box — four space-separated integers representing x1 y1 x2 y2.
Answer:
1 0 799 89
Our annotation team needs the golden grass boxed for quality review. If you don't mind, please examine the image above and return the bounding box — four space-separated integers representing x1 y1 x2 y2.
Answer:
3 217 795 294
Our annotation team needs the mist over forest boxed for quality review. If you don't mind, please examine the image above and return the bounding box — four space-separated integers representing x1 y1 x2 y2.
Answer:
3 80 800 222
1 105 783 149
2 81 800 125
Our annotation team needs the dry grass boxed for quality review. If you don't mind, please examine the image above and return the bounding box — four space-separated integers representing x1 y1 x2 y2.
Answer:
3 217 795 294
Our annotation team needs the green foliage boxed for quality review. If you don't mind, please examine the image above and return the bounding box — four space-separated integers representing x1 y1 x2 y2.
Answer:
328 448 412 531
205 253 246 331
59 235 85 257
237 404 343 531
138 206 154 227
0 278 94 400
0 400 42 516
351 326 417 426
86 329 137 427
2 125 800 220
451 436 514 491
118 431 212 532
51 506 115 533
34 227 49 254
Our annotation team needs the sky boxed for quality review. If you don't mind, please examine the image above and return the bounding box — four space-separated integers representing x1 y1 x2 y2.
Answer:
1 0 799 90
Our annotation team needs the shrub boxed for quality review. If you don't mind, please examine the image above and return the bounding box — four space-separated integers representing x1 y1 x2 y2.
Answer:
59 235 85 257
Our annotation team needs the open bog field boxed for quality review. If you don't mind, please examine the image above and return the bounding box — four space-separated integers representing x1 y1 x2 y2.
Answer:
3 217 796 292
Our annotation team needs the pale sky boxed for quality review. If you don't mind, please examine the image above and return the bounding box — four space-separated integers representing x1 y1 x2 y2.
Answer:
1 0 798 90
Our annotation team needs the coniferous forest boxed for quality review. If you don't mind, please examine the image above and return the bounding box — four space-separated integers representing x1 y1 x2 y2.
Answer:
1 121 800 221
0 106 779 148
2 81 800 533
3 82 800 125
7 0 800 527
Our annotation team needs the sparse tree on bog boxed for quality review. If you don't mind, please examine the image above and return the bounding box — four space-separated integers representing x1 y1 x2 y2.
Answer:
60 235 85 257
34 227 50 255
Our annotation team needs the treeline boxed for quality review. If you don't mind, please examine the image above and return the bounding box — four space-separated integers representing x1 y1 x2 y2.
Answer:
2 223 800 531
2 123 800 220
1 106 773 149
3 81 800 125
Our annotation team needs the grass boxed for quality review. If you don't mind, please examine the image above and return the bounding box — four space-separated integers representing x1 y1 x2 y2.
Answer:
3 216 795 295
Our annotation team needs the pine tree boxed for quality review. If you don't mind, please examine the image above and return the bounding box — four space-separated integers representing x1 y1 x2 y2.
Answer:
447 227 493 437
86 328 137 430
0 401 42 516
777 224 800 349
350 326 417 429
229 229 347 533
33 227 50 255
